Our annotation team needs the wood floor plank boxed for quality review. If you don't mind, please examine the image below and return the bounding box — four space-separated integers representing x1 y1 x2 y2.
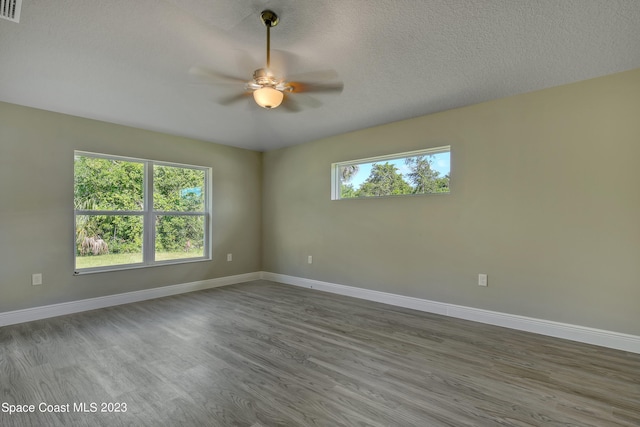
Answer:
1 279 639 426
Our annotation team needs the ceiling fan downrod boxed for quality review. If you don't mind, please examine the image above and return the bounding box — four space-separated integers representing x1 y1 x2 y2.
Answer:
260 10 279 70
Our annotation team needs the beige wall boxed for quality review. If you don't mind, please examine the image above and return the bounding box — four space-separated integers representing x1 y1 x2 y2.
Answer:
262 68 640 336
2 69 639 336
0 102 262 312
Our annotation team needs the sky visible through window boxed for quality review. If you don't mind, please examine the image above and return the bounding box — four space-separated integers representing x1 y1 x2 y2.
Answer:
347 151 450 189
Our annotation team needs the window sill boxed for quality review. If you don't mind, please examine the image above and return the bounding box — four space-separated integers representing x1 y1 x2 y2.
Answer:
73 257 212 275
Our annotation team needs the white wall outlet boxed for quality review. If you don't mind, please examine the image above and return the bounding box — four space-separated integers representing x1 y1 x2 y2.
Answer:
478 273 488 287
308 255 313 264
32 273 43 286
227 253 232 262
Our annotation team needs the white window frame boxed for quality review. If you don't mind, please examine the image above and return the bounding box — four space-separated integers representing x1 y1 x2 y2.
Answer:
74 151 212 274
331 145 451 200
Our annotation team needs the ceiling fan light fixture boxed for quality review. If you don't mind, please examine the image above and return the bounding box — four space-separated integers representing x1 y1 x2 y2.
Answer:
191 8 342 112
253 86 283 109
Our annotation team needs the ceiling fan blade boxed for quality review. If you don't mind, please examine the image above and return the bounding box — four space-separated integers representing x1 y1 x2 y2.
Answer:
231 49 258 76
286 92 322 109
286 69 340 83
269 49 303 80
218 92 252 106
288 81 344 94
189 66 247 85
280 94 303 113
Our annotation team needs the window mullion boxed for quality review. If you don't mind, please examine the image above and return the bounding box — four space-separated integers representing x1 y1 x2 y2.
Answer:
205 167 212 259
144 161 154 264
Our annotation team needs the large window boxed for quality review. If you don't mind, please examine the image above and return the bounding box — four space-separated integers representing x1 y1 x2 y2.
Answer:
331 146 450 200
74 151 211 273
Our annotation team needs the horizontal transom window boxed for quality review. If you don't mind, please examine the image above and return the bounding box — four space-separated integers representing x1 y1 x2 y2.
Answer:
331 146 450 200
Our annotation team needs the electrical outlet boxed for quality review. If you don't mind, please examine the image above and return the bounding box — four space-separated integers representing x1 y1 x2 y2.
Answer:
32 273 43 286
308 255 313 264
227 253 232 262
478 273 488 287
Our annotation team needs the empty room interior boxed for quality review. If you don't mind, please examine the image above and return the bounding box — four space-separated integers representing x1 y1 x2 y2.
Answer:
1 1 639 426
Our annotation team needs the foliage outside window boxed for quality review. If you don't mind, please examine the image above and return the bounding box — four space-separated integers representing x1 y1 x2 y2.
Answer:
74 152 210 273
331 146 450 200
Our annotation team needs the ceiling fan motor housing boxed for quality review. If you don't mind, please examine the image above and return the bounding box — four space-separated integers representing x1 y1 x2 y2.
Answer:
253 68 276 85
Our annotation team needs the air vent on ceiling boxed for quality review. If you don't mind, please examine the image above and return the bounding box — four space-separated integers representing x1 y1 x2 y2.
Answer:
0 0 21 23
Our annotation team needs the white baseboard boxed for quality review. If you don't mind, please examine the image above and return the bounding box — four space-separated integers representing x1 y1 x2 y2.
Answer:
260 272 640 354
0 272 260 327
4 271 638 354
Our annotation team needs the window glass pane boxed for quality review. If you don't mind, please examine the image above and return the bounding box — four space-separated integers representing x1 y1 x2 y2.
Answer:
154 215 205 261
75 215 143 269
337 149 450 199
154 165 205 212
74 155 144 210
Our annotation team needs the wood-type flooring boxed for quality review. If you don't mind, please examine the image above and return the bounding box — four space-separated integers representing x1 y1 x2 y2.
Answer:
1 280 639 426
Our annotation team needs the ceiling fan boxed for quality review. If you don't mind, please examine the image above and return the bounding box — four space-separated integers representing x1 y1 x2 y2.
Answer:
190 10 343 111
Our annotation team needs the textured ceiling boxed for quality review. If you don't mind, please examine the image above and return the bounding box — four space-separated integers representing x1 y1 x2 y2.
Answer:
1 0 639 151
